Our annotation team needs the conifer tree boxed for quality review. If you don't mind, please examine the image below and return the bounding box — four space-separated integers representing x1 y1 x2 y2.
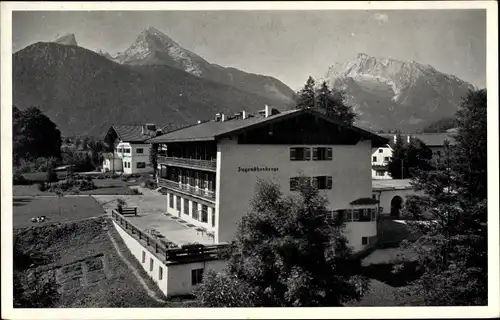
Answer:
296 76 316 110
395 89 487 306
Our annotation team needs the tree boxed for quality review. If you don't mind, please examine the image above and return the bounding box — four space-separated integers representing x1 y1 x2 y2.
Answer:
74 138 81 150
12 106 62 165
81 137 89 150
197 178 369 307
296 76 316 110
394 89 487 306
316 81 357 125
194 270 259 307
388 134 407 179
46 157 59 182
150 143 159 179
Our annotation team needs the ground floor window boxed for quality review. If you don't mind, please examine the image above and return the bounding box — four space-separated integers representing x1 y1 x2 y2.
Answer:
362 237 368 245
169 193 174 209
149 258 154 271
376 171 385 176
142 251 145 263
176 196 181 213
201 205 208 223
136 162 146 169
184 199 189 215
192 202 199 220
191 268 204 285
159 266 163 280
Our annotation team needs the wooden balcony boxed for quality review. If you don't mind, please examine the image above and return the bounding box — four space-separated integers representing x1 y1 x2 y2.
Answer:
158 156 216 172
158 178 216 202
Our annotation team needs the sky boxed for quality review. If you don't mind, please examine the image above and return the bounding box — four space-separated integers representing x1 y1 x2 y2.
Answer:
12 9 487 89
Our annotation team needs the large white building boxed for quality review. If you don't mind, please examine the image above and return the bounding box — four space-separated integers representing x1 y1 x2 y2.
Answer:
149 107 389 252
102 124 162 174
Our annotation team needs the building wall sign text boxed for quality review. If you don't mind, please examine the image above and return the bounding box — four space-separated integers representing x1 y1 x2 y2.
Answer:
238 166 279 173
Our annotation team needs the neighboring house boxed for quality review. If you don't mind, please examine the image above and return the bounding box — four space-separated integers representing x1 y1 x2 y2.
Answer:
149 106 389 252
103 124 162 174
412 133 456 165
371 145 394 180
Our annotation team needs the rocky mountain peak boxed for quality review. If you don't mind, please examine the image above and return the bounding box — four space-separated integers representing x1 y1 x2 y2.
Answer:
54 33 78 46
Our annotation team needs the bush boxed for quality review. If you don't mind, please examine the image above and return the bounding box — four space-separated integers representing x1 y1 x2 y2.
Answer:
145 179 158 190
13 171 29 185
47 178 96 192
38 182 47 192
85 175 93 181
130 188 142 195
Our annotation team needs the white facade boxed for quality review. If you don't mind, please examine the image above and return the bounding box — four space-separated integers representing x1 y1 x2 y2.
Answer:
102 155 123 173
115 142 152 174
371 146 393 180
113 220 225 297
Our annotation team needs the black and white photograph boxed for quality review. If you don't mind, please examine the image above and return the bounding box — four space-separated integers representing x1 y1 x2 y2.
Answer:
1 1 498 318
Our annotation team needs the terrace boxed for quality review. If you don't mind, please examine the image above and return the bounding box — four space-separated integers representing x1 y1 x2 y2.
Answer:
110 209 227 265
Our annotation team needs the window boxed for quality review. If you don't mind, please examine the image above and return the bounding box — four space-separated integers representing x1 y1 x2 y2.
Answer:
137 162 146 169
159 267 163 280
352 209 360 221
312 176 332 190
372 156 377 162
372 194 377 199
212 210 216 227
192 202 199 220
362 237 368 245
117 148 123 153
290 147 311 161
149 258 154 271
191 268 204 285
142 251 146 263
169 193 174 209
184 199 189 215
201 205 208 223
136 148 144 154
312 147 333 161
124 148 131 153
176 196 181 212
376 171 385 176
378 149 383 153
384 157 390 162
358 209 372 222
195 172 200 187
203 174 209 189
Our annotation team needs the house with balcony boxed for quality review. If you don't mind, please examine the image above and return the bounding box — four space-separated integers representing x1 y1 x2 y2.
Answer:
103 124 163 174
149 106 389 252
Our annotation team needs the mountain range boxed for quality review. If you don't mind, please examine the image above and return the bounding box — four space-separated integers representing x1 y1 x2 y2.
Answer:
318 53 476 131
13 28 477 137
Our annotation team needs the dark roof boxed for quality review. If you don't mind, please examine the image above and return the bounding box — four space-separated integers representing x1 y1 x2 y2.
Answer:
412 133 456 147
109 125 159 143
350 198 379 205
149 108 389 147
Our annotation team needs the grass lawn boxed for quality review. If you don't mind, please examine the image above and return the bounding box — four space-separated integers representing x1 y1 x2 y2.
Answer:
13 178 139 197
13 196 105 228
14 217 186 307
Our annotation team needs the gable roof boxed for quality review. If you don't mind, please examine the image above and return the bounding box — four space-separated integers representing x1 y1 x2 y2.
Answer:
412 133 456 147
106 125 157 143
148 108 389 147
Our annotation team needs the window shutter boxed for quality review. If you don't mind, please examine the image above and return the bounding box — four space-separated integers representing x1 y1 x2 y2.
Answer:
326 176 333 189
327 148 333 160
290 148 296 160
305 148 311 160
312 148 319 160
353 209 360 221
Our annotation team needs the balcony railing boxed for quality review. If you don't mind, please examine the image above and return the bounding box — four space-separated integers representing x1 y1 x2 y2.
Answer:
158 178 216 201
158 156 216 172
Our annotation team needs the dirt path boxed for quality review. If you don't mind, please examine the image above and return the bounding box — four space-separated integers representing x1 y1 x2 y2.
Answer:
106 229 166 303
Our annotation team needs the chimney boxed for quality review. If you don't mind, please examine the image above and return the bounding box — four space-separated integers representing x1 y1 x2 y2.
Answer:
242 110 247 120
221 113 226 122
264 105 270 118
215 113 221 122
